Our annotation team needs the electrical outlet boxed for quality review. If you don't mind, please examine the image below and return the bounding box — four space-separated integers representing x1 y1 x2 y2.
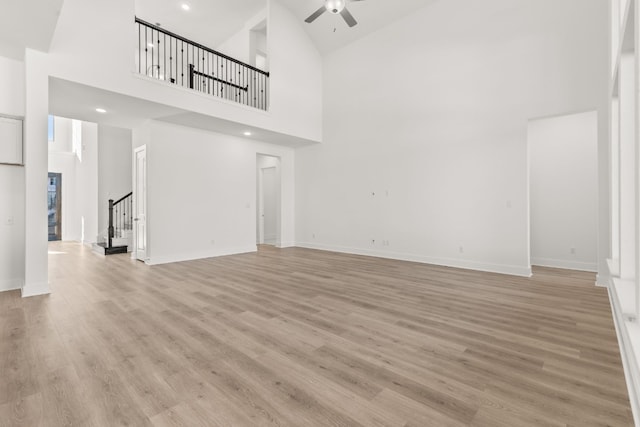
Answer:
459 246 464 253
570 247 576 255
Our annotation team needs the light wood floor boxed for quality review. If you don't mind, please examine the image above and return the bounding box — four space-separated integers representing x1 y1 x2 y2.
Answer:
0 242 633 426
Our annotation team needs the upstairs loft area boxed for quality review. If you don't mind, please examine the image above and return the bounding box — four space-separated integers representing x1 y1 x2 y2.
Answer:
135 17 270 111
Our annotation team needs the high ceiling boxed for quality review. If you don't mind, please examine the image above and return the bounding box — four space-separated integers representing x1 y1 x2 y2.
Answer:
0 0 439 60
277 0 439 54
135 0 266 50
0 0 64 59
135 0 439 55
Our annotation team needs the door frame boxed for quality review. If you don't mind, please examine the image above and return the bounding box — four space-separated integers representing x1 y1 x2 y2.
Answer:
133 145 147 262
256 154 281 247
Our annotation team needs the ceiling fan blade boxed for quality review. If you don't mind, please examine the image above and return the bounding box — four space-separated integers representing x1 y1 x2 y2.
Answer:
340 8 358 27
305 6 327 23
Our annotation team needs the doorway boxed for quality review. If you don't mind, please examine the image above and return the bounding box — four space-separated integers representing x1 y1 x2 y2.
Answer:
528 111 598 272
47 172 62 241
133 145 147 261
257 154 280 246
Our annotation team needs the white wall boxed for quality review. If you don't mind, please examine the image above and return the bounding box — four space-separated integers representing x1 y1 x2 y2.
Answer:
47 0 322 143
0 167 25 291
0 56 24 115
48 118 101 243
216 9 266 66
0 55 25 291
132 120 294 265
529 111 598 271
295 0 608 276
48 117 78 241
77 122 99 244
49 116 72 152
98 125 132 233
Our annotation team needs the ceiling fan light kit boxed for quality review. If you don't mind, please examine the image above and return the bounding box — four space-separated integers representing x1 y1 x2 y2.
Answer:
305 0 365 28
325 0 346 14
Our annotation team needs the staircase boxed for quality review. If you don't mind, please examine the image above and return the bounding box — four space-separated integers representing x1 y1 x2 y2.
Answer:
93 192 133 255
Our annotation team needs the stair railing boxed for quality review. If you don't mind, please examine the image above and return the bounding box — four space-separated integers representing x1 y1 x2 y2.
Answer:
108 192 133 249
135 17 270 111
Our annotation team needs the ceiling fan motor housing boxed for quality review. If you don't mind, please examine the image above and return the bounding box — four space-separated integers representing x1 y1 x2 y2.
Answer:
325 0 346 14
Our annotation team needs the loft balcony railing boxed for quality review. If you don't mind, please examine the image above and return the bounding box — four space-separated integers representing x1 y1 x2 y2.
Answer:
135 17 269 111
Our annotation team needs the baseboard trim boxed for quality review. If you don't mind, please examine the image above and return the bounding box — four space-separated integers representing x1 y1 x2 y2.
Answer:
596 274 610 288
277 241 295 248
531 257 598 272
608 285 640 427
21 281 51 298
295 242 532 277
0 278 23 293
146 246 257 266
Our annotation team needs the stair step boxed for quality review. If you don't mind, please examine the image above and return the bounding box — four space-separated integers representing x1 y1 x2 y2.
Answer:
93 242 128 256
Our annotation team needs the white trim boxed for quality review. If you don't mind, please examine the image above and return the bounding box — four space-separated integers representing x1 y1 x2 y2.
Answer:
296 242 532 277
595 274 610 287
21 281 51 298
530 257 598 272
0 278 23 292
277 241 295 248
146 246 257 266
608 285 640 427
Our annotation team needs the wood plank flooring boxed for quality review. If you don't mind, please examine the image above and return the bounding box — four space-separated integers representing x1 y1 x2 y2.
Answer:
0 241 633 426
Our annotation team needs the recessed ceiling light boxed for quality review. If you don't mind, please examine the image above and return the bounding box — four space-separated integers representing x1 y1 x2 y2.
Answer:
181 3 190 11
96 108 107 113
147 43 154 48
244 131 252 136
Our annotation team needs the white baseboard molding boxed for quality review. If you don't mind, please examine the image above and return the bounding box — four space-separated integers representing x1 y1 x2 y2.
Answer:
531 257 598 272
0 278 23 293
596 274 610 288
608 283 640 427
295 242 532 277
277 241 295 248
146 246 257 266
21 281 51 298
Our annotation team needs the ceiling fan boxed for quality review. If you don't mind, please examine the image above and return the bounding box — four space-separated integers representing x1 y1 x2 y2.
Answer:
304 0 366 28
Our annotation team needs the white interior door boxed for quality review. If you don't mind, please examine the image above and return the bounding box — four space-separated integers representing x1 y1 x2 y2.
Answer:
134 146 147 261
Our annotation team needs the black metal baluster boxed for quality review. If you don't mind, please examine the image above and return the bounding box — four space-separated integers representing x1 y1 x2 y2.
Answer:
144 26 148 76
152 29 155 77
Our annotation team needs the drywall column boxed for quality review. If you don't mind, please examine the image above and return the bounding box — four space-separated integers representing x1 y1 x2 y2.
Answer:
620 54 636 282
23 49 50 297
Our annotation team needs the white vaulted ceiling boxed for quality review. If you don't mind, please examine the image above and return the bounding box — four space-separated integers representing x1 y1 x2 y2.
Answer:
277 0 439 54
135 0 266 49
0 0 64 59
134 0 439 55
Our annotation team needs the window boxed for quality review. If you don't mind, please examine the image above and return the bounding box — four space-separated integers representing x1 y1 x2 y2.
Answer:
72 119 82 161
47 115 55 142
